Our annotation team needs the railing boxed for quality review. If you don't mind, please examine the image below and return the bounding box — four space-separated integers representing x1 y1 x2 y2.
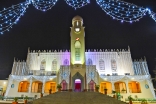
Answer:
27 70 57 76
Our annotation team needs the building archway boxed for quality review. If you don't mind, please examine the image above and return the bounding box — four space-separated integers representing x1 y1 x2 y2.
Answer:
100 81 112 94
114 81 127 93
128 81 141 93
18 81 29 92
44 81 56 93
61 80 67 91
72 72 84 92
31 81 43 93
88 80 95 91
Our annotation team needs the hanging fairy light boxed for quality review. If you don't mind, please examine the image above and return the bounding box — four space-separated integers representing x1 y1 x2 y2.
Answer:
0 2 30 34
32 0 58 11
149 11 156 22
0 0 156 35
96 0 148 23
65 0 90 9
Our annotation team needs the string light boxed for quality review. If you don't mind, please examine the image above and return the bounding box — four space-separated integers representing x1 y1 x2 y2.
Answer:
96 0 148 23
32 0 58 11
0 2 30 34
0 0 156 35
65 0 90 9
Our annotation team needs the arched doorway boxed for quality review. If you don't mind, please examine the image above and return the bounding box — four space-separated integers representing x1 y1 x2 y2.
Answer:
31 81 43 93
114 81 127 93
88 80 95 91
75 79 81 92
100 81 112 94
18 81 29 92
128 81 141 93
44 81 56 93
61 80 67 91
72 72 84 92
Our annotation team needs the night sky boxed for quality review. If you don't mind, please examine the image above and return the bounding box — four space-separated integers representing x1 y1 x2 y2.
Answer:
0 0 156 80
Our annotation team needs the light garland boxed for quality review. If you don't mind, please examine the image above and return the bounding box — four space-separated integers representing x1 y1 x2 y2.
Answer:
65 0 90 9
32 0 58 11
0 2 30 34
96 0 156 23
0 0 156 34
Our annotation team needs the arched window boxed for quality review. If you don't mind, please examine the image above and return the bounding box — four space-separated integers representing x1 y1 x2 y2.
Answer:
52 59 57 70
75 41 81 61
44 81 56 93
64 59 69 65
99 59 105 70
114 81 127 93
87 58 93 65
40 59 46 70
31 81 43 93
111 59 117 72
18 81 29 92
128 81 141 93
88 80 95 91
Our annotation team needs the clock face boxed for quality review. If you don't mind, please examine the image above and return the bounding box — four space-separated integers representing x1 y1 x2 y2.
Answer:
75 28 80 32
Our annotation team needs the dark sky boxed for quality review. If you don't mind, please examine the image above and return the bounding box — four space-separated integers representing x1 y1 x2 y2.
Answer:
0 0 156 79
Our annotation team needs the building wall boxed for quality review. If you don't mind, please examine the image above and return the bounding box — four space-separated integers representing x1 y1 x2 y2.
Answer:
85 50 134 75
25 51 70 72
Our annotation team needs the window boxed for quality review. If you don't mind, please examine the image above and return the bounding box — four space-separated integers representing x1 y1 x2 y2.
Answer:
75 48 80 61
64 59 69 65
125 73 130 75
87 58 93 65
99 59 105 70
52 59 57 70
111 59 117 72
75 41 81 61
40 60 46 70
112 73 118 76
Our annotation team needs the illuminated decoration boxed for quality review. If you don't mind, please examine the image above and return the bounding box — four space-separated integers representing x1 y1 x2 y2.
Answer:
76 38 80 40
96 0 156 23
0 0 156 34
65 0 90 9
0 2 30 34
32 0 58 11
75 28 80 32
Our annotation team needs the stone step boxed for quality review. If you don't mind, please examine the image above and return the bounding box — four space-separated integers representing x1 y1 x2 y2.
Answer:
33 92 128 104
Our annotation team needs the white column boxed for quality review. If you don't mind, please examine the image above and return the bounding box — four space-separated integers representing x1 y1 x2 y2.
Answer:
5 75 13 96
29 77 32 93
42 80 46 93
125 80 129 94
111 82 115 91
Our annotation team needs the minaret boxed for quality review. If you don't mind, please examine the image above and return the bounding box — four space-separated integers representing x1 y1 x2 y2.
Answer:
70 16 85 65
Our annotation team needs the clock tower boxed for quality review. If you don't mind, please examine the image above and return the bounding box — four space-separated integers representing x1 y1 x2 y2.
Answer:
70 15 85 65
70 16 86 91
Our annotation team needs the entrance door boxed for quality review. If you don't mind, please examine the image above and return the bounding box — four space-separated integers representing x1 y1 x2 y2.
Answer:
61 80 67 91
75 79 81 92
89 80 95 91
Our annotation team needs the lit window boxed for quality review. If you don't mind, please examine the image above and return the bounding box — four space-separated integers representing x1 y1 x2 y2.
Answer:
40 60 46 70
99 59 105 70
87 59 93 65
111 59 117 72
52 59 57 70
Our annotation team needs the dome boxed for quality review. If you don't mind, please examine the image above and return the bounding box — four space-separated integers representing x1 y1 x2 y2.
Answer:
72 15 83 22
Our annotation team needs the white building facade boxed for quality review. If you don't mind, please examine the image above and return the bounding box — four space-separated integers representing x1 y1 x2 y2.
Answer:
5 16 155 100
